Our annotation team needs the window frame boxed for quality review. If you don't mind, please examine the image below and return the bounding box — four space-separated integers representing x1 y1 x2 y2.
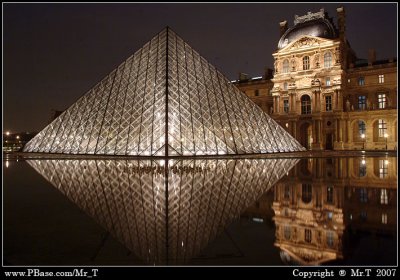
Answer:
303 56 310 70
324 52 332 68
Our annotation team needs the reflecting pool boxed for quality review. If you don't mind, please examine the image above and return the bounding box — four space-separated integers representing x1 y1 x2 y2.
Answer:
3 156 397 266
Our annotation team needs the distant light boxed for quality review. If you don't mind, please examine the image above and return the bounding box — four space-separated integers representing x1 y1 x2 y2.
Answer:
361 134 365 139
5 131 10 136
5 161 9 168
384 133 388 138
285 123 289 128
16 135 20 139
251 76 263 80
252 217 264 223
361 159 366 165
384 160 389 165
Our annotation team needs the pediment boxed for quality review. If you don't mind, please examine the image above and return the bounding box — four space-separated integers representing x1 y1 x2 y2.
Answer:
279 36 334 52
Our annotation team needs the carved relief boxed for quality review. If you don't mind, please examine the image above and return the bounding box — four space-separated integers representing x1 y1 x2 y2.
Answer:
294 9 325 25
297 76 312 88
290 37 321 50
314 54 320 68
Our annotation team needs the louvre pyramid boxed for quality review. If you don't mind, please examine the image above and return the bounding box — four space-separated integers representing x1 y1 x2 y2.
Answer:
27 158 298 264
24 27 304 156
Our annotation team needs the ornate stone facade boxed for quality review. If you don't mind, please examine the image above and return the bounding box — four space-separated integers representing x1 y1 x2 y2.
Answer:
234 7 397 151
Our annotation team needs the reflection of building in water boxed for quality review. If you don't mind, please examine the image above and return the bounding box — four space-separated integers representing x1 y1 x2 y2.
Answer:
272 157 397 265
27 158 298 265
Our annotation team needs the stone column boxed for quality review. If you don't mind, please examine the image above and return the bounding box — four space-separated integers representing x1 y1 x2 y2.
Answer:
292 120 297 138
277 96 280 114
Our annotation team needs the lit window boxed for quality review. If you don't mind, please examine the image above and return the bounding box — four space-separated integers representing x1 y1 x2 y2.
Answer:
283 99 289 113
301 95 311 114
379 161 388 179
378 74 384 83
282 59 289 73
378 93 387 109
305 229 312 243
325 96 332 111
326 231 334 248
303 56 310 70
378 119 387 137
382 213 387 224
283 82 288 91
358 96 366 110
324 52 332 68
358 77 365 86
359 188 368 203
380 189 388 204
325 77 331 86
358 120 366 136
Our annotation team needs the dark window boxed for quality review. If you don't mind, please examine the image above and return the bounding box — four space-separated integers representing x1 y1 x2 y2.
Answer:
302 184 312 203
327 231 334 248
283 99 289 113
301 95 311 114
358 77 365 86
284 226 291 240
360 188 368 203
255 89 259 96
325 96 332 111
358 96 366 110
327 186 334 204
284 184 290 199
305 229 312 243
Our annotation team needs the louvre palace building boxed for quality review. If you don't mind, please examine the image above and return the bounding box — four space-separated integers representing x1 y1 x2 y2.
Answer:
234 7 397 151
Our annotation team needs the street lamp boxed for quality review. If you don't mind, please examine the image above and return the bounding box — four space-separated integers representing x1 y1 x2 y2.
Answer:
361 133 365 150
384 133 388 150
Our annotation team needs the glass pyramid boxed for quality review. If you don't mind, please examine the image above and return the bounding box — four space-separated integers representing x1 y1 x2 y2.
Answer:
27 158 299 264
23 27 305 156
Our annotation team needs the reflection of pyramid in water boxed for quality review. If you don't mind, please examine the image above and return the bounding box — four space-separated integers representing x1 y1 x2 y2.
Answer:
27 158 298 265
23 27 304 156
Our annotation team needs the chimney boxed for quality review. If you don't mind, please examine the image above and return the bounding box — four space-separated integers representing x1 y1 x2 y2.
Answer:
238 72 248 81
336 7 345 40
368 49 376 65
264 67 274 79
279 20 288 37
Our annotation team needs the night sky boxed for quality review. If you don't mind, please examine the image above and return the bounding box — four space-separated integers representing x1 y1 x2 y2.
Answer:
3 3 397 133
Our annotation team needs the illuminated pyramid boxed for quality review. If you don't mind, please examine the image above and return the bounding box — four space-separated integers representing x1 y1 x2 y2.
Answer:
24 27 304 156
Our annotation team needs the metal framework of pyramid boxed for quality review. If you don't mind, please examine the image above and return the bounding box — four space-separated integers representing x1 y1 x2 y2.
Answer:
23 27 304 156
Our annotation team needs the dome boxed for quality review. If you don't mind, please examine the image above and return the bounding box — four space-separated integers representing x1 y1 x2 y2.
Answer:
278 17 337 49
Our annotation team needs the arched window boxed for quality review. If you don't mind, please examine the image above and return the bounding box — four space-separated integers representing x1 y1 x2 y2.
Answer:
324 52 332 68
282 59 289 73
301 95 311 114
303 56 310 70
